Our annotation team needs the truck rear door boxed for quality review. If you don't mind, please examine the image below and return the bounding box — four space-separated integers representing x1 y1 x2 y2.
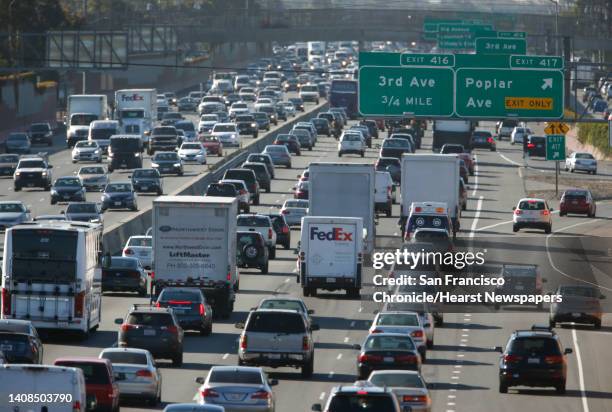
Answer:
13 283 74 324
307 222 357 279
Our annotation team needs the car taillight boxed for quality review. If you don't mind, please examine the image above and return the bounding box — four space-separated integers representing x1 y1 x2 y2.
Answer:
136 369 153 377
396 354 418 363
74 291 85 318
155 302 161 308
120 323 136 332
149 271 155 279
281 210 289 215
544 355 564 364
1 288 10 316
169 300 192 305
487 137 493 143
123 248 134 255
165 325 179 334
358 354 383 363
282 226 289 233
370 329 383 334
240 335 247 350
72 401 82 412
503 354 523 363
268 228 273 239
199 303 205 316
201 388 219 398
514 209 522 215
411 330 424 338
251 390 271 399
403 394 429 403
527 143 535 148
541 210 550 216
302 336 309 351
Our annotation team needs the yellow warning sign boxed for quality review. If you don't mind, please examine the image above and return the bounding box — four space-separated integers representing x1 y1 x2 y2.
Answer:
544 122 570 135
504 97 553 110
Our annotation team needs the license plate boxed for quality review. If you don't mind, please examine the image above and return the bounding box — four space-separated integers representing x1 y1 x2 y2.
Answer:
141 186 148 190
114 201 122 206
384 356 394 363
326 277 336 283
572 201 578 204
572 312 582 317
0 344 12 351
172 307 187 313
57 322 68 328
227 393 243 401
121 164 127 167
528 357 540 364
402 407 412 412
143 329 156 336
268 354 281 359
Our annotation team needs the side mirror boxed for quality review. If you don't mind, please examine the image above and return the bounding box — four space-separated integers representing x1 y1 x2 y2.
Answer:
114 318 123 325
235 322 245 329
48 165 53 168
312 404 322 412
352 344 361 350
549 207 554 211
60 210 65 214
564 348 573 355
269 378 279 386
307 309 315 315
494 346 503 353
311 324 320 331
195 376 205 384
512 206 516 211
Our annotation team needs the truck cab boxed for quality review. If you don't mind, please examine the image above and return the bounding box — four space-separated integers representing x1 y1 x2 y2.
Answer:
108 135 143 172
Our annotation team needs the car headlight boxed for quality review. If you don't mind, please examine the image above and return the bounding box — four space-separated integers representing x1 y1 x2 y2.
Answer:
151 162 159 167
15 171 20 176
94 149 100 154
51 189 57 195
42 171 47 176
102 194 109 200
174 163 181 167
251 123 257 127
231 134 237 139
134 152 140 157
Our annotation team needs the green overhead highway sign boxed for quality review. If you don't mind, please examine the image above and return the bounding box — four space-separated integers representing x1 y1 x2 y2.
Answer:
358 66 454 117
546 135 566 160
438 38 475 50
510 55 564 69
475 37 527 55
455 68 564 118
498 31 527 38
400 53 455 67
439 23 494 34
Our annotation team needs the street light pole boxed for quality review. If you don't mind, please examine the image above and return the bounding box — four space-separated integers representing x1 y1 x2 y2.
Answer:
549 0 560 55
8 0 17 68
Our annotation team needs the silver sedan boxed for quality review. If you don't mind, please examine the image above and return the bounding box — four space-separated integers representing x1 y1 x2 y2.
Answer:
195 366 277 412
280 199 308 227
99 347 162 406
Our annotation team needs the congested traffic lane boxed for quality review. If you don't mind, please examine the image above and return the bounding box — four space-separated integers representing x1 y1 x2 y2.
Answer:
1 91 317 230
40 120 612 412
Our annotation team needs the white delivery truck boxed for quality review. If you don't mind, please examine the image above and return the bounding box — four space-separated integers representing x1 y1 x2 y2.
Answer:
308 162 376 254
66 94 108 147
151 196 237 318
432 120 474 152
0 364 89 411
114 89 157 144
401 154 461 238
299 217 364 297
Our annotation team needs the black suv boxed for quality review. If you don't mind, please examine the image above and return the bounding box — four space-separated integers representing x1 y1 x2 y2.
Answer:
235 114 259 138
0 319 43 364
495 325 573 394
223 168 260 205
131 168 163 195
246 153 275 179
115 304 184 367
495 264 545 310
237 231 269 273
375 157 401 184
14 155 53 191
526 135 546 157
149 126 179 155
241 162 271 193
108 135 143 172
312 384 401 412
155 287 213 336
205 182 238 197
265 213 291 249
28 122 53 146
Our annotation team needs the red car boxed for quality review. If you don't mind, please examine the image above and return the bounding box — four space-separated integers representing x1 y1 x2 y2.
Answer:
294 180 309 199
200 135 223 157
54 357 120 412
560 189 596 217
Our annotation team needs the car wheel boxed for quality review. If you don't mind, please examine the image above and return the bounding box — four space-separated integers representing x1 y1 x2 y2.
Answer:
512 225 519 233
570 168 575 173
284 242 290 250
338 152 342 157
361 152 365 158
131 205 138 212
287 163 292 169
157 189 163 196
269 247 276 260
545 225 552 234
594 319 602 329
254 195 260 206
549 318 556 328
555 383 566 395
386 208 391 217
201 323 212 336
172 352 183 368
50 199 56 205
560 211 566 216
499 383 508 393
427 339 434 349
138 287 146 297
301 358 314 378
565 166 569 171
261 262 269 274
14 186 21 192
309 146 313 151
178 171 184 176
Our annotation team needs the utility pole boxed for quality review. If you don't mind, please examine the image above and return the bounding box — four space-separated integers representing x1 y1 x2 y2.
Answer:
548 0 560 55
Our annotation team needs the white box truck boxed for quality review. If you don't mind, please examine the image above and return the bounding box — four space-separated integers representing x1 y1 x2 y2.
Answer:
151 196 237 318
66 94 108 147
114 89 157 144
308 162 376 254
401 154 461 237
299 216 364 297
432 120 474 152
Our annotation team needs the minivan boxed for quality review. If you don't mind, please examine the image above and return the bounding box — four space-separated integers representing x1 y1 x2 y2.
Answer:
223 168 260 205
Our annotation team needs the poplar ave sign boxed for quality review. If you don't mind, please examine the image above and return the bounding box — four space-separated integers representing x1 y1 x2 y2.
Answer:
358 52 564 119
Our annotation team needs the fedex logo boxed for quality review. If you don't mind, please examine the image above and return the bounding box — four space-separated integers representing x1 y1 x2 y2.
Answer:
121 94 144 102
310 226 353 241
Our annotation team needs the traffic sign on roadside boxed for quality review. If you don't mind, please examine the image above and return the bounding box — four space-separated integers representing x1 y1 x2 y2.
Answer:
544 122 570 135
510 55 564 70
546 135 566 161
475 38 527 55
498 31 526 38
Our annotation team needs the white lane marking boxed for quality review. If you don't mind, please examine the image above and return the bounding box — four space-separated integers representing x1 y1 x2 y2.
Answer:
454 365 462 369
572 328 589 412
460 339 468 343
451 376 460 380
469 196 484 238
319 392 326 400
344 337 349 343
462 328 470 332
222 353 229 360
358 306 363 313
471 154 478 196
457 354 465 358
39 198 44 202
461 334 469 337
447 403 456 406
285 278 290 283
453 370 461 374
459 344 467 347
450 389 457 392
448 395 456 399
336 353 342 360
498 152 522 166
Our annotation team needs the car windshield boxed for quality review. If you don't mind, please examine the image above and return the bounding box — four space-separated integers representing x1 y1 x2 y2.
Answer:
8 134 28 141
237 216 269 227
0 333 29 356
153 127 176 135
159 289 202 302
127 237 152 247
259 300 304 312
154 153 178 161
248 155 268 163
265 146 285 152
518 200 545 210
0 203 24 213
76 141 97 148
364 335 416 350
0 155 19 162
343 134 361 141
473 131 492 138
328 394 396 411
213 125 236 132
176 122 195 131
133 169 158 178
233 103 247 109
558 286 598 297
377 159 400 168
508 337 560 355
237 233 260 246
102 352 147 365
414 230 449 242
530 136 545 143
18 160 45 168
182 143 201 150
164 113 182 119
246 312 305 334
66 203 97 213
377 313 419 326
109 257 137 269
201 115 218 122
384 139 409 148
209 370 263 384
29 124 50 132
575 153 594 159
369 373 425 388
55 178 81 187
106 184 131 192
236 116 253 122
207 184 236 196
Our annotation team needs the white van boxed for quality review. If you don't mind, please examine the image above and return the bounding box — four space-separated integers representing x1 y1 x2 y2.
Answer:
375 171 395 217
88 120 120 153
0 364 88 411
